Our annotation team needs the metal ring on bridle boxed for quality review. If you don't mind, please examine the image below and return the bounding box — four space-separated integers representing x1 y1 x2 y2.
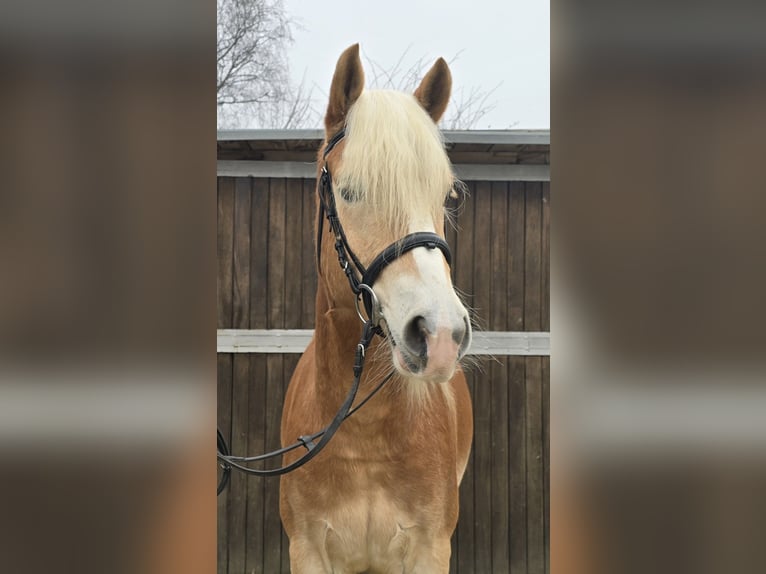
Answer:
354 283 380 325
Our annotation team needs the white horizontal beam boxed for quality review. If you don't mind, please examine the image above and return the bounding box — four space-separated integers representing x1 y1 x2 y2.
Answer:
217 161 550 182
218 329 314 354
217 329 550 356
469 331 550 356
453 163 549 182
218 160 316 179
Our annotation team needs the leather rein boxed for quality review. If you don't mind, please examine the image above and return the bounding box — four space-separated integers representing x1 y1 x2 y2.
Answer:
217 129 452 493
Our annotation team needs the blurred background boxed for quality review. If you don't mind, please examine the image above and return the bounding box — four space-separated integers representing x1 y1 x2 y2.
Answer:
0 1 215 573
2 0 765 572
553 0 766 572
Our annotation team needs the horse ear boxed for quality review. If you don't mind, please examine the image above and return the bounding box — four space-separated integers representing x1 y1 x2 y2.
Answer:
325 43 365 134
414 58 452 123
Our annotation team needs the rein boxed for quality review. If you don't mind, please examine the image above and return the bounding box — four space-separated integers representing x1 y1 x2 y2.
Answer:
217 129 452 493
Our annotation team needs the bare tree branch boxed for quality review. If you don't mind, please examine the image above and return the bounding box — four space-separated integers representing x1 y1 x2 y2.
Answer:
361 49 501 130
217 0 317 128
217 2 500 130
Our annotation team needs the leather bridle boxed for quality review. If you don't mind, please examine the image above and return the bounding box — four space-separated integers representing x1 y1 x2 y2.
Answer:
217 129 453 492
317 129 452 324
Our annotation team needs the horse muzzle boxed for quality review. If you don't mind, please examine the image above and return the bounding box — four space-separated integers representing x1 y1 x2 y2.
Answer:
393 314 471 382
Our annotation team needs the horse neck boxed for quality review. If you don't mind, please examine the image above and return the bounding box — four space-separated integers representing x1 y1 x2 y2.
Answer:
312 280 404 424
312 280 455 444
313 279 366 388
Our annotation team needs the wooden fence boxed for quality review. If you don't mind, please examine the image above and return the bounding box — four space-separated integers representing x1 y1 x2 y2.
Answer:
217 131 549 573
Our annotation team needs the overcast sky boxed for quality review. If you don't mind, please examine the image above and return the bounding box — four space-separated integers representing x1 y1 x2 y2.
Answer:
283 0 549 129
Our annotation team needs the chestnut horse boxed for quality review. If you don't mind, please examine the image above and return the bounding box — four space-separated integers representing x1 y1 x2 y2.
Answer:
280 44 473 573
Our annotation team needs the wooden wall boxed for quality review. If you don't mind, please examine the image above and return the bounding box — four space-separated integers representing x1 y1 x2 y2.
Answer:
217 176 550 573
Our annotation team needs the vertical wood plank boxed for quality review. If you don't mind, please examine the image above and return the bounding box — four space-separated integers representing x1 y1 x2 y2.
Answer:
250 178 270 330
216 177 234 574
268 178 287 329
232 178 252 330
301 178 317 329
217 355 233 574
524 182 545 574
228 177 252 574
508 181 528 574
541 182 550 332
508 356 527 574
285 178 303 331
445 189 459 286
508 182 526 332
472 181 493 571
246 177 270 574
542 357 550 574
490 182 510 573
525 357 545 574
541 182 550 572
218 177 234 330
455 182 476 574
264 177 286 573
230 376 250 574
524 181 543 332
245 354 267 574
452 181 474 307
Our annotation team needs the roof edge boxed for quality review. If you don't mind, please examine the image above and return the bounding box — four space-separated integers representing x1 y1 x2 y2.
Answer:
217 128 549 145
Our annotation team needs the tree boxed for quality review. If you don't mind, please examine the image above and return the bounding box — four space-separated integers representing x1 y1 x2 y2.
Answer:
217 1 499 130
361 47 502 130
217 0 317 128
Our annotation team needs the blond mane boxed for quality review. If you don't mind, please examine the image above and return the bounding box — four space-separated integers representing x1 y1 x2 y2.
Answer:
336 90 454 234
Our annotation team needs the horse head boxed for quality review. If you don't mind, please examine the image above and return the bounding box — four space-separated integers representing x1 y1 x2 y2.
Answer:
318 44 471 384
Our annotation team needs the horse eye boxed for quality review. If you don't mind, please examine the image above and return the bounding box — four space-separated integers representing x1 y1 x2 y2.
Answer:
338 187 357 202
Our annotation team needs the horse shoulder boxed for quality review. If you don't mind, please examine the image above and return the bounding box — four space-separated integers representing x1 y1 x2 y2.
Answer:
281 339 317 445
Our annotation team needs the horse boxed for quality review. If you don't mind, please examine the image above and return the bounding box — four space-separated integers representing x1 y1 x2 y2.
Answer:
279 43 473 573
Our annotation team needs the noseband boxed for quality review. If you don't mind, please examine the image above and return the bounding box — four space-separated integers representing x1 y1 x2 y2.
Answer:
216 130 453 490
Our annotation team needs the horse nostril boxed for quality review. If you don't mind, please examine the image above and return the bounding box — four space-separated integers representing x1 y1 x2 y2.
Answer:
404 315 428 358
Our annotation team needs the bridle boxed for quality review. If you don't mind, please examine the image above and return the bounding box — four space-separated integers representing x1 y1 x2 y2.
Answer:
317 129 453 325
217 129 452 493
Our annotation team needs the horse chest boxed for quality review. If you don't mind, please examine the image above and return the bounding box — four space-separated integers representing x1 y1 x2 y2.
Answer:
321 483 419 571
